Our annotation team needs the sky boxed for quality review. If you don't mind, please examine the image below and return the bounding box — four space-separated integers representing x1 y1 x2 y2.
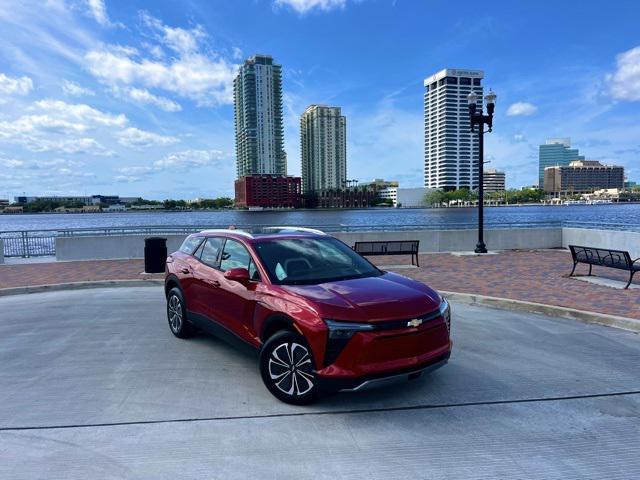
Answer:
0 0 639 200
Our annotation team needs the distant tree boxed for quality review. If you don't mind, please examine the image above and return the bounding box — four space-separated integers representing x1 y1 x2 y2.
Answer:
424 190 447 206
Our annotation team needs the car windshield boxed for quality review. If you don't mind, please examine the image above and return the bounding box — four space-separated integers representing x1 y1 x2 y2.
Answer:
254 237 382 285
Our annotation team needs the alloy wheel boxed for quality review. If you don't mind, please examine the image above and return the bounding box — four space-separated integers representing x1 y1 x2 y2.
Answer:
268 342 314 397
168 294 183 333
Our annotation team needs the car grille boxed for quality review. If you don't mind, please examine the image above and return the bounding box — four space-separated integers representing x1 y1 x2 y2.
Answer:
369 308 442 331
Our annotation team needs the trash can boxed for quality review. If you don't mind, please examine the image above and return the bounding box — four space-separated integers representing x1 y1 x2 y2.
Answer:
144 237 167 273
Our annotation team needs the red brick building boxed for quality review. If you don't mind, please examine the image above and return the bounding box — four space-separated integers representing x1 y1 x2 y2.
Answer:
235 175 302 209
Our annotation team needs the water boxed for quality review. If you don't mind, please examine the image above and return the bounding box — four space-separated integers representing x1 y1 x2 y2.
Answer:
1 204 639 232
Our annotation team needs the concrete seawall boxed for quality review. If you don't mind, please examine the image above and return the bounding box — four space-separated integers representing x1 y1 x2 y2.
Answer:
53 227 639 261
562 228 640 259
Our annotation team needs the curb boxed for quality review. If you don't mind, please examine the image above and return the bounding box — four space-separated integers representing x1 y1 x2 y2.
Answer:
441 291 640 333
0 279 164 297
0 280 637 333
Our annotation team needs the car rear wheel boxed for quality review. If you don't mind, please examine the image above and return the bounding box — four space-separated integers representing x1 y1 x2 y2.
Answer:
167 287 194 338
260 330 317 405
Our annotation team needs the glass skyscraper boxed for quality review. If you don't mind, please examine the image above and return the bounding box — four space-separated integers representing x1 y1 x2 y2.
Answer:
538 138 584 188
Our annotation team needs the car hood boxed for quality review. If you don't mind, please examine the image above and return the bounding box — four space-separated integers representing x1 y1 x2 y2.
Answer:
281 272 441 322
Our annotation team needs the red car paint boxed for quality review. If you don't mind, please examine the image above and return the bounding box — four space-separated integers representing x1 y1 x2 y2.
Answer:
165 229 451 394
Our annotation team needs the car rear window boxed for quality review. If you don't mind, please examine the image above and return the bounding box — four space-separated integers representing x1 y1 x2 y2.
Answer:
179 236 202 255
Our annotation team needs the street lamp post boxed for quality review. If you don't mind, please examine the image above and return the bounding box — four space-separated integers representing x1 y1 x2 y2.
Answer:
467 89 496 254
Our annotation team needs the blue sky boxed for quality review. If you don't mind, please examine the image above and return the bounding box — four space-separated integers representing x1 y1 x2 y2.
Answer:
0 0 639 200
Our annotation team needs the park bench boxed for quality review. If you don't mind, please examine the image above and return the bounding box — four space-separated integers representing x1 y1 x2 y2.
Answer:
568 245 640 289
354 240 420 267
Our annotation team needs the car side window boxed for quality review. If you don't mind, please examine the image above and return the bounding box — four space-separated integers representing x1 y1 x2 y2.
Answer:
248 259 261 281
199 237 224 268
179 236 202 254
220 239 252 273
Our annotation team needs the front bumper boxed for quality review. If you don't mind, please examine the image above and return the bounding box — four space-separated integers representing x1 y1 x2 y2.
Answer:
316 351 450 393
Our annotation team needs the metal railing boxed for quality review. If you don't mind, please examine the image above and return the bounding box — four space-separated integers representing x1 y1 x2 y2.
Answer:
1 221 639 258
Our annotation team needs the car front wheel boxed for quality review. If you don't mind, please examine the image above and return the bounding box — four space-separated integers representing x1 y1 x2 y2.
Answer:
259 330 317 405
166 287 194 338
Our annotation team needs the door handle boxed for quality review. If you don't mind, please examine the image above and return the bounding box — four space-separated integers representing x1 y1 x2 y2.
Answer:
205 279 220 288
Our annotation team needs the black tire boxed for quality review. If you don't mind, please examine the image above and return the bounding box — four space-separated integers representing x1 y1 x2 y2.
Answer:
166 287 195 338
259 330 318 405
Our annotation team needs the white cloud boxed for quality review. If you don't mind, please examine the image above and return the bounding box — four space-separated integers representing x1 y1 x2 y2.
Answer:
115 149 229 182
62 80 95 97
506 102 538 116
110 85 182 112
140 12 205 54
0 99 123 155
83 0 119 27
153 149 228 170
274 0 348 14
31 99 127 127
116 127 179 148
84 15 238 106
0 73 33 95
606 45 640 101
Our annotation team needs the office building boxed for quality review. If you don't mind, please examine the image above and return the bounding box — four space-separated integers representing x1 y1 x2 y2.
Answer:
424 68 484 191
538 138 584 188
300 105 346 193
233 54 286 178
234 175 301 209
544 160 624 194
378 187 431 208
483 169 506 193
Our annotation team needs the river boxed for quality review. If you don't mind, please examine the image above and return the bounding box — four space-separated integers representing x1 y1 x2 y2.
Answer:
1 204 639 232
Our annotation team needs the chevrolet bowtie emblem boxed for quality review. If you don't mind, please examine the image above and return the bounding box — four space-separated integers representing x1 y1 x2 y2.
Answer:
407 318 423 327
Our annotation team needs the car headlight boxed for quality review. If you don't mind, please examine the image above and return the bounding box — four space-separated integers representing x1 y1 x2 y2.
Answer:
439 298 451 333
324 319 374 339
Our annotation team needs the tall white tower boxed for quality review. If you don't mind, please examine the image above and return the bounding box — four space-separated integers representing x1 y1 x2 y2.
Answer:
300 105 347 193
424 68 484 190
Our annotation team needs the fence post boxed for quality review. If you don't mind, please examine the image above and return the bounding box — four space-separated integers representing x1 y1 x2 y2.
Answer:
21 231 29 258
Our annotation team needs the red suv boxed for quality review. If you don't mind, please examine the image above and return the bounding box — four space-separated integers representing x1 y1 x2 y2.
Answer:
165 227 451 404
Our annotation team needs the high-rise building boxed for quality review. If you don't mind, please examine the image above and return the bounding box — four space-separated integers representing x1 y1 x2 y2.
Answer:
233 54 286 178
544 160 624 194
538 138 584 188
424 68 484 191
483 169 506 192
300 105 347 193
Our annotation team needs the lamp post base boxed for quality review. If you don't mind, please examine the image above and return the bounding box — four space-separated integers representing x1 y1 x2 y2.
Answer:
474 242 488 254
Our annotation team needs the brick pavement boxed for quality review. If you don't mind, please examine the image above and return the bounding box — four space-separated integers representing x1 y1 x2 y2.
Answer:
0 250 638 319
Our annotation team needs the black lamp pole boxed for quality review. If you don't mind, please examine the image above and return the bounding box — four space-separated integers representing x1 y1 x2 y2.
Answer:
467 90 496 254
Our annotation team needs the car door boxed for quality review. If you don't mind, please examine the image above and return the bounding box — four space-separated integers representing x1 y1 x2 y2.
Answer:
191 236 225 322
214 238 261 342
174 236 204 315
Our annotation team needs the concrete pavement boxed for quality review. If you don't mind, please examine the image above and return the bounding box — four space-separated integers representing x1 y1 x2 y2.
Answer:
1 287 639 479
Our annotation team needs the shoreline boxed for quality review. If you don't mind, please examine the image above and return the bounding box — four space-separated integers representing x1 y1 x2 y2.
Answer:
3 201 640 216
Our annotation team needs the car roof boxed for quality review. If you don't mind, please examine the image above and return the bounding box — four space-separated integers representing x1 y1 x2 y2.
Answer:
194 227 327 242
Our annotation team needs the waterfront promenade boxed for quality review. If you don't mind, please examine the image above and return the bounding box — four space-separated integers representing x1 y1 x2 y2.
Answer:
1 249 638 321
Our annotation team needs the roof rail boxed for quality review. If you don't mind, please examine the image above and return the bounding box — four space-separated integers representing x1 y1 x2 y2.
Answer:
199 229 254 238
262 226 326 235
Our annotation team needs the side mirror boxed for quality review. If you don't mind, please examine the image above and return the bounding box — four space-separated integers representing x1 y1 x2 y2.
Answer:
224 267 250 284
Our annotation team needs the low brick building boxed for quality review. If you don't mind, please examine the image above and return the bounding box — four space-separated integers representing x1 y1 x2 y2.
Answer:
235 175 302 209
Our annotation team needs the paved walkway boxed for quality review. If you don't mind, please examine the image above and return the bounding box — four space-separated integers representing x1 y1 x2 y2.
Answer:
0 249 638 319
1 287 639 479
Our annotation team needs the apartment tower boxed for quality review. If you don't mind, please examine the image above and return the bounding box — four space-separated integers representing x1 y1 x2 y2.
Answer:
300 105 347 193
424 68 484 191
233 54 286 178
